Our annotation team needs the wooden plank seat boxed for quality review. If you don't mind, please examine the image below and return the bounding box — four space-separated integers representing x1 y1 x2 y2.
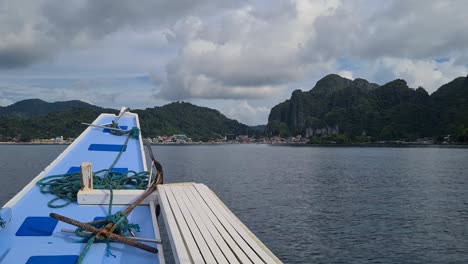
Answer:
157 183 282 264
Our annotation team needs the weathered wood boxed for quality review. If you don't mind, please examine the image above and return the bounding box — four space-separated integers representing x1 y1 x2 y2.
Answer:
164 184 205 263
77 189 158 205
185 186 241 263
50 213 158 254
81 122 129 132
195 184 280 263
158 183 282 264
85 181 159 245
123 181 158 216
60 228 162 243
158 185 192 264
173 185 230 264
193 184 263 263
169 185 217 263
80 162 93 192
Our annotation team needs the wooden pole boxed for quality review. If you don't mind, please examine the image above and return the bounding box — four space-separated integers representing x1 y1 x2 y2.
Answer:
50 213 158 254
50 157 163 256
80 162 93 192
94 182 159 240
60 228 162 244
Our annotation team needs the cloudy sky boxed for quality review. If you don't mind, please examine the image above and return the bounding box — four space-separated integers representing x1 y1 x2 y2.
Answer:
1 0 467 125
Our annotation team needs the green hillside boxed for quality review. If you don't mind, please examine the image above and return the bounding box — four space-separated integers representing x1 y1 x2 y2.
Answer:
2 73 468 143
135 102 248 141
0 99 106 118
0 100 248 142
267 74 468 142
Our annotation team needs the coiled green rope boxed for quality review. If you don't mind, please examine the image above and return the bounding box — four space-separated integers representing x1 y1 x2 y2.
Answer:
36 124 154 263
0 208 10 229
109 123 140 138
0 216 5 228
37 169 149 208
37 126 145 208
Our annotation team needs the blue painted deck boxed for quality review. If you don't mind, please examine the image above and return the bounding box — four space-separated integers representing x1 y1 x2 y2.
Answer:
0 114 162 264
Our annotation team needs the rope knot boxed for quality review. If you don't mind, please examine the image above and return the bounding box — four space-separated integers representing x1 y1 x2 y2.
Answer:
108 211 126 223
0 216 6 229
107 121 140 139
107 211 140 235
130 127 140 139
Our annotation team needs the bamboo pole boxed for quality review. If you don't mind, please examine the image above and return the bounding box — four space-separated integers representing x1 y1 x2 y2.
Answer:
50 213 158 254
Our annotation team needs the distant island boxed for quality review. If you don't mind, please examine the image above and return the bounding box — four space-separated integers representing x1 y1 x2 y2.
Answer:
1 74 467 144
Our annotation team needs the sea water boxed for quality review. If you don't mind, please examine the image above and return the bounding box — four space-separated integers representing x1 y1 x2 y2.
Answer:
1 144 468 263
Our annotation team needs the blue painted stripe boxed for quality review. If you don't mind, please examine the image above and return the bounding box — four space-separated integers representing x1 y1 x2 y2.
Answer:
66 167 81 173
67 167 128 174
111 168 128 173
103 125 128 133
26 255 79 264
89 216 108 231
88 144 127 152
16 217 58 236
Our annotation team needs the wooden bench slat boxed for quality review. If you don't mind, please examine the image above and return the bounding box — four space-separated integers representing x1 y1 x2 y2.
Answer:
174 185 233 264
187 186 253 264
169 185 217 263
184 185 241 264
158 183 282 264
157 186 192 264
195 184 280 264
164 185 205 263
193 184 265 263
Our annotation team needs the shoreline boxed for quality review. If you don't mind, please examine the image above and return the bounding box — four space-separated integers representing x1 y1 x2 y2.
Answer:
273 143 468 148
1 141 467 148
0 142 70 145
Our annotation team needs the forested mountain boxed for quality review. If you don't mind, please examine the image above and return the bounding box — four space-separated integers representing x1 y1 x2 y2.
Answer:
2 73 468 142
134 102 249 141
0 107 116 141
0 100 248 141
267 74 468 142
0 99 106 118
430 76 468 136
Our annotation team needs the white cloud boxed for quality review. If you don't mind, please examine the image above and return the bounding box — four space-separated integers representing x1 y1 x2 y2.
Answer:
310 0 468 61
0 76 164 109
304 0 468 93
158 0 341 100
0 98 14 106
338 70 354 80
1 0 468 125
222 100 270 125
364 58 468 93
0 0 246 68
